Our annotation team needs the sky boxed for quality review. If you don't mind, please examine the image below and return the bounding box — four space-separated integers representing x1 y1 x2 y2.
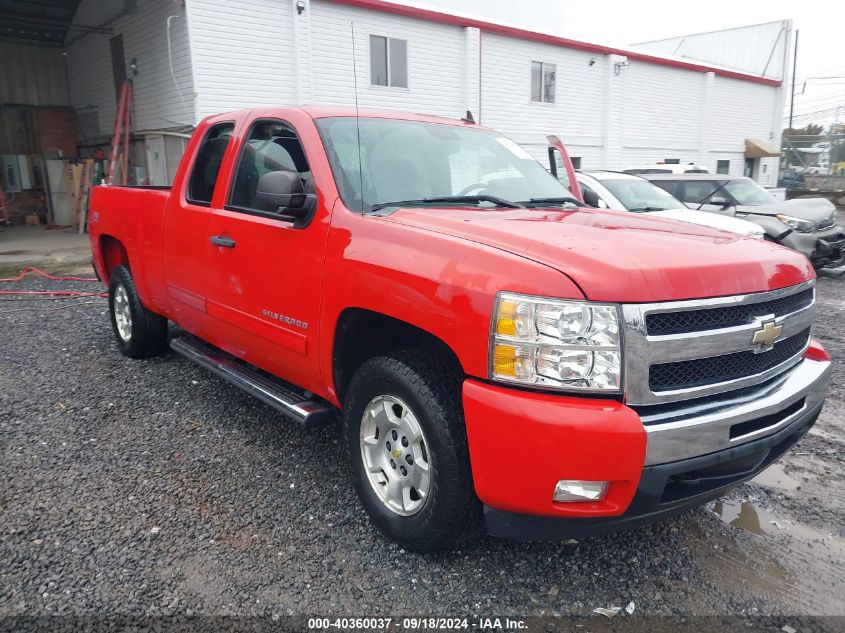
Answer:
406 0 845 129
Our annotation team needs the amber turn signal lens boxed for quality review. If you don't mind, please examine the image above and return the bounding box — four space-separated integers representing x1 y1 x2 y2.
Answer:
492 343 518 377
495 299 518 336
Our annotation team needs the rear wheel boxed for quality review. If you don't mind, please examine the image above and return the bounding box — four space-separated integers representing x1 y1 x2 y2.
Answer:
108 265 168 358
343 350 475 552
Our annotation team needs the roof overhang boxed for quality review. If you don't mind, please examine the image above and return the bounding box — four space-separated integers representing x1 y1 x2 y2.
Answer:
745 138 781 158
327 0 783 87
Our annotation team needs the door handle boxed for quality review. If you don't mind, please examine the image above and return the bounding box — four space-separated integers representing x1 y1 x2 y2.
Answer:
210 235 236 248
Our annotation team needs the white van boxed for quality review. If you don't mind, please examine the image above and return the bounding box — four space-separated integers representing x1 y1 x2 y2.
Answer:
624 163 709 175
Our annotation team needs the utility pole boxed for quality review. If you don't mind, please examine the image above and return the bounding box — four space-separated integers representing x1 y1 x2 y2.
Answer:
788 29 798 131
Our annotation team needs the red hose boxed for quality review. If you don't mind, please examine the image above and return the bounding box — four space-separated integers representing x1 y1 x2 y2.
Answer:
0 290 106 296
0 266 98 283
0 266 105 297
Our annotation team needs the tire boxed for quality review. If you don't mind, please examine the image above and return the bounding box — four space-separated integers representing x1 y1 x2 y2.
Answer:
343 350 476 552
107 265 168 359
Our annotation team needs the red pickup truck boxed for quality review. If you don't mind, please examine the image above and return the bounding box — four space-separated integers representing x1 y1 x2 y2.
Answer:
89 106 831 551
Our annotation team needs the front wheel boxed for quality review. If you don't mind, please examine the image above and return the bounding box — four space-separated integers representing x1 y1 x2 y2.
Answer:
343 350 476 552
108 265 168 358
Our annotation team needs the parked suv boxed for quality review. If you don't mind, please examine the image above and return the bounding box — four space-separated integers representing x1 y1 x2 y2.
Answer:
574 170 764 238
644 174 845 270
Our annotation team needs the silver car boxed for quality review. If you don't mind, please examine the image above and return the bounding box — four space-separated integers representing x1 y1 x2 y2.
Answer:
575 171 765 238
644 174 845 270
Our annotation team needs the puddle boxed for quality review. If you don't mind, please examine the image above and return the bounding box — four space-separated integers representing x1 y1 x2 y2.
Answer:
711 499 845 556
752 462 803 491
713 499 768 534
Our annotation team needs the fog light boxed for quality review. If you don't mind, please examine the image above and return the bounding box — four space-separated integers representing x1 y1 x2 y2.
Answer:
553 480 608 502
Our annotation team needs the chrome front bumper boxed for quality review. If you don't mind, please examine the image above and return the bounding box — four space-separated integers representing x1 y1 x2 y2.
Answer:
639 356 831 465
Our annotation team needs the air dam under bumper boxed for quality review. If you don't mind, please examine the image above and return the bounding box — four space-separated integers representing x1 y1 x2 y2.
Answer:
463 354 830 542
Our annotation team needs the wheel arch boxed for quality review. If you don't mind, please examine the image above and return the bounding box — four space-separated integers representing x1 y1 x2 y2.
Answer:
99 234 130 279
332 308 464 404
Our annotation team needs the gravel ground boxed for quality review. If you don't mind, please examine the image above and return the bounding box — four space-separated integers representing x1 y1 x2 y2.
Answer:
0 258 843 628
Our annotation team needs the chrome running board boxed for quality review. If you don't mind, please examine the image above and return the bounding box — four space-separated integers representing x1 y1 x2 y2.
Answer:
170 336 336 429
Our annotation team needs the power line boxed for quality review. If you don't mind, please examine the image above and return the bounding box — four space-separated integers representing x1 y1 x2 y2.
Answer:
785 106 844 124
791 94 845 111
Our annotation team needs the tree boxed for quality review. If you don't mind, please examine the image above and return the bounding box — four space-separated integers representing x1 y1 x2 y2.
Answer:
783 123 825 147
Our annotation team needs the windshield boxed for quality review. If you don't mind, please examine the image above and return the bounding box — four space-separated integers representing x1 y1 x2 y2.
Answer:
601 178 687 212
315 117 573 211
723 179 775 206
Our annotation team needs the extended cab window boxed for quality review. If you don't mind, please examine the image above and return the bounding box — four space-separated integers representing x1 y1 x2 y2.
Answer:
229 120 313 212
188 123 234 205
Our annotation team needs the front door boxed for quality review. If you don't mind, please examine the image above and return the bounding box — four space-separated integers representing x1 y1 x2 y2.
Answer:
204 118 330 392
744 158 757 179
163 120 237 335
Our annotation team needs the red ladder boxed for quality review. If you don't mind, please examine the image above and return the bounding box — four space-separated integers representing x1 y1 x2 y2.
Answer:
107 80 132 185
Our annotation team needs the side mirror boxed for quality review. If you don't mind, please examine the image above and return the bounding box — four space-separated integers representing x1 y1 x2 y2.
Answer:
256 171 317 222
709 195 731 207
582 188 600 207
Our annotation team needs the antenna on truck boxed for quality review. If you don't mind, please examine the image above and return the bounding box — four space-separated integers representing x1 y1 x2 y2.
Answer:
350 22 366 214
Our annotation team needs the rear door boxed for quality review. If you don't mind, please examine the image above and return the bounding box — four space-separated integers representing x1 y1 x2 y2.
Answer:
163 119 239 334
203 116 332 392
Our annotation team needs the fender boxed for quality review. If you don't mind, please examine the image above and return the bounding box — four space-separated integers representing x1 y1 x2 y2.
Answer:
317 204 584 404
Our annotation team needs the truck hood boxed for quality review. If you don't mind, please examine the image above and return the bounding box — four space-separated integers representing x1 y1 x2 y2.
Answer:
385 206 814 302
647 209 764 237
738 197 837 221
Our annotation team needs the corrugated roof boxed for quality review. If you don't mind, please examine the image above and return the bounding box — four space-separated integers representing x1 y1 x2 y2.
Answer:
0 0 83 45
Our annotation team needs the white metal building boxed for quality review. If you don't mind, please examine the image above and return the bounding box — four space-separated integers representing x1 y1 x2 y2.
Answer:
62 0 791 186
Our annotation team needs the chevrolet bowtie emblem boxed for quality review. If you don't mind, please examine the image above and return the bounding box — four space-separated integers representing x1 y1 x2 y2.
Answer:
751 319 783 352
392 450 402 458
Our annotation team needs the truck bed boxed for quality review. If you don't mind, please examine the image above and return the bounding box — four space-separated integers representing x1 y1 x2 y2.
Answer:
88 184 172 311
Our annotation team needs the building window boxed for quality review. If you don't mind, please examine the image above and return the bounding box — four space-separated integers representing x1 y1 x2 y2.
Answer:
531 61 556 103
716 160 730 174
370 35 408 88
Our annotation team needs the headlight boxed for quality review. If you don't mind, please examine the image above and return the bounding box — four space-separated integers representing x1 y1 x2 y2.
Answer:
776 214 817 233
490 292 622 392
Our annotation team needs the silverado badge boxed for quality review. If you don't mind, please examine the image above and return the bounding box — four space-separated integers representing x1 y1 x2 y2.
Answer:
751 319 783 353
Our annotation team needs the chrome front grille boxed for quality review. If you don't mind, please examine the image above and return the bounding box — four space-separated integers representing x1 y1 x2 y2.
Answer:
622 281 815 405
645 288 814 336
649 328 811 391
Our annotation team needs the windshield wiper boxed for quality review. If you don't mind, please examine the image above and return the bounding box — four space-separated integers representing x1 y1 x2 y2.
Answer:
695 181 729 210
518 196 582 207
630 206 668 212
370 195 523 211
